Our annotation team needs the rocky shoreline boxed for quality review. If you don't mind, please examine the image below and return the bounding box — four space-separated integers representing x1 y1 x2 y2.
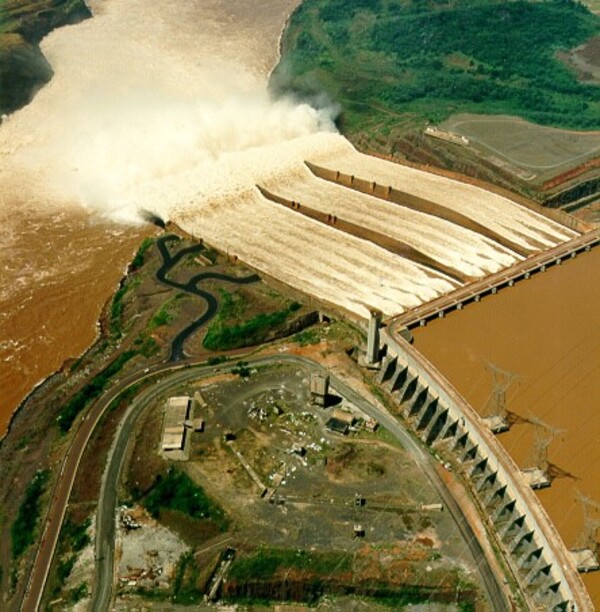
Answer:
0 0 91 115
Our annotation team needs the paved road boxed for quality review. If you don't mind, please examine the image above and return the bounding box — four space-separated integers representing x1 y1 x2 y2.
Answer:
91 363 235 611
391 227 600 329
20 359 183 612
22 234 259 611
325 368 508 612
90 355 508 612
155 235 259 361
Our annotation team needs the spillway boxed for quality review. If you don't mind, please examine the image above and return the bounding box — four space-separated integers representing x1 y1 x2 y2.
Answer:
322 146 578 250
264 165 520 279
176 190 458 318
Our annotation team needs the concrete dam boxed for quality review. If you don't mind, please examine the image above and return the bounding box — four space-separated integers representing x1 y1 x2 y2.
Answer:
177 139 581 321
373 328 595 611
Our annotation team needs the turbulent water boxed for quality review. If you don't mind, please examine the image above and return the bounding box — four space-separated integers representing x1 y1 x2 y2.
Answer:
0 0 576 435
0 0 308 435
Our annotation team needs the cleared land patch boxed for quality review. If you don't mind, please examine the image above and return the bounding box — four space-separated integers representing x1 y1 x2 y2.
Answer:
559 34 600 84
441 114 600 180
118 364 486 607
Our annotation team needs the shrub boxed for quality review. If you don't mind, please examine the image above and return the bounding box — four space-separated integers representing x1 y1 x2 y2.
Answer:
11 469 50 559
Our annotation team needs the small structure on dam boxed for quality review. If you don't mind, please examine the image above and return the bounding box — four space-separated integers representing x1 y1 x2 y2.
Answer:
481 363 518 435
161 396 191 454
569 493 600 574
310 373 330 407
570 549 600 574
366 309 382 365
369 329 593 611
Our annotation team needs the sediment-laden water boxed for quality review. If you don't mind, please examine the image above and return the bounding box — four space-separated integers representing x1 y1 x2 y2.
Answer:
0 0 305 435
412 247 600 604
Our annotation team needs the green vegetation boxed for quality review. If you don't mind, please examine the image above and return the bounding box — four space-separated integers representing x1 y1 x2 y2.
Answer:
217 288 247 320
229 547 353 582
11 469 50 559
143 468 228 531
65 582 88 605
49 515 92 595
203 301 301 351
207 355 229 366
148 292 186 331
61 517 91 553
57 350 137 433
131 236 154 271
110 243 149 338
231 360 251 378
15 432 32 450
109 283 128 337
293 327 321 346
274 0 600 134
57 554 77 584
172 552 203 604
132 333 159 358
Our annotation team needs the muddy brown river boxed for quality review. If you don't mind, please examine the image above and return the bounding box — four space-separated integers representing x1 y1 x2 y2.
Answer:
412 245 600 604
0 0 302 437
0 201 148 437
1 1 598 602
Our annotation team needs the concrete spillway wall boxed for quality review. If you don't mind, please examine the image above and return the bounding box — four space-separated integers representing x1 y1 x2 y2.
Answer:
378 329 593 611
256 185 470 283
358 150 592 235
391 228 600 329
305 161 533 256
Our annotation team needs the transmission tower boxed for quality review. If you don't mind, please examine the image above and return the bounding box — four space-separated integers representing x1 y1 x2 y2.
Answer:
482 362 520 419
575 491 600 552
527 415 564 473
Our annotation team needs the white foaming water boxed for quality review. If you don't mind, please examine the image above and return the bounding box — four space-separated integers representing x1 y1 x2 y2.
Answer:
267 166 520 279
0 0 339 223
0 0 577 320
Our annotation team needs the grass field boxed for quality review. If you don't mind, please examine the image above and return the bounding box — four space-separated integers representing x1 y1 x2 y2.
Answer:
273 0 600 138
441 113 600 179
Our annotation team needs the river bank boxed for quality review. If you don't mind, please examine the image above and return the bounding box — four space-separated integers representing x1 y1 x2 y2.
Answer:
0 0 304 437
0 0 90 114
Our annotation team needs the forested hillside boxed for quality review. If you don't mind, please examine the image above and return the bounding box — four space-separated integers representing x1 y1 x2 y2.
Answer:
272 0 600 134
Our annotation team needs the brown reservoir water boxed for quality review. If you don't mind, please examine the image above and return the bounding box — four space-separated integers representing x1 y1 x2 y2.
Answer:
412 244 600 604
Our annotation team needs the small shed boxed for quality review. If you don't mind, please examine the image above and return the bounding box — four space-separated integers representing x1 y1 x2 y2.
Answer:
325 417 349 436
332 409 355 426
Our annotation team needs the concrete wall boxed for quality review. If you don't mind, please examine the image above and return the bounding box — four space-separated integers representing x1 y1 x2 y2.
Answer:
350 150 592 235
257 185 469 282
305 161 533 256
379 328 592 611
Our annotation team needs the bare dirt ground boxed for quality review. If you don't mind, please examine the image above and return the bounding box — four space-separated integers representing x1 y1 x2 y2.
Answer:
582 0 600 14
117 362 487 608
112 598 466 611
559 35 600 84
441 114 600 183
115 507 189 591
